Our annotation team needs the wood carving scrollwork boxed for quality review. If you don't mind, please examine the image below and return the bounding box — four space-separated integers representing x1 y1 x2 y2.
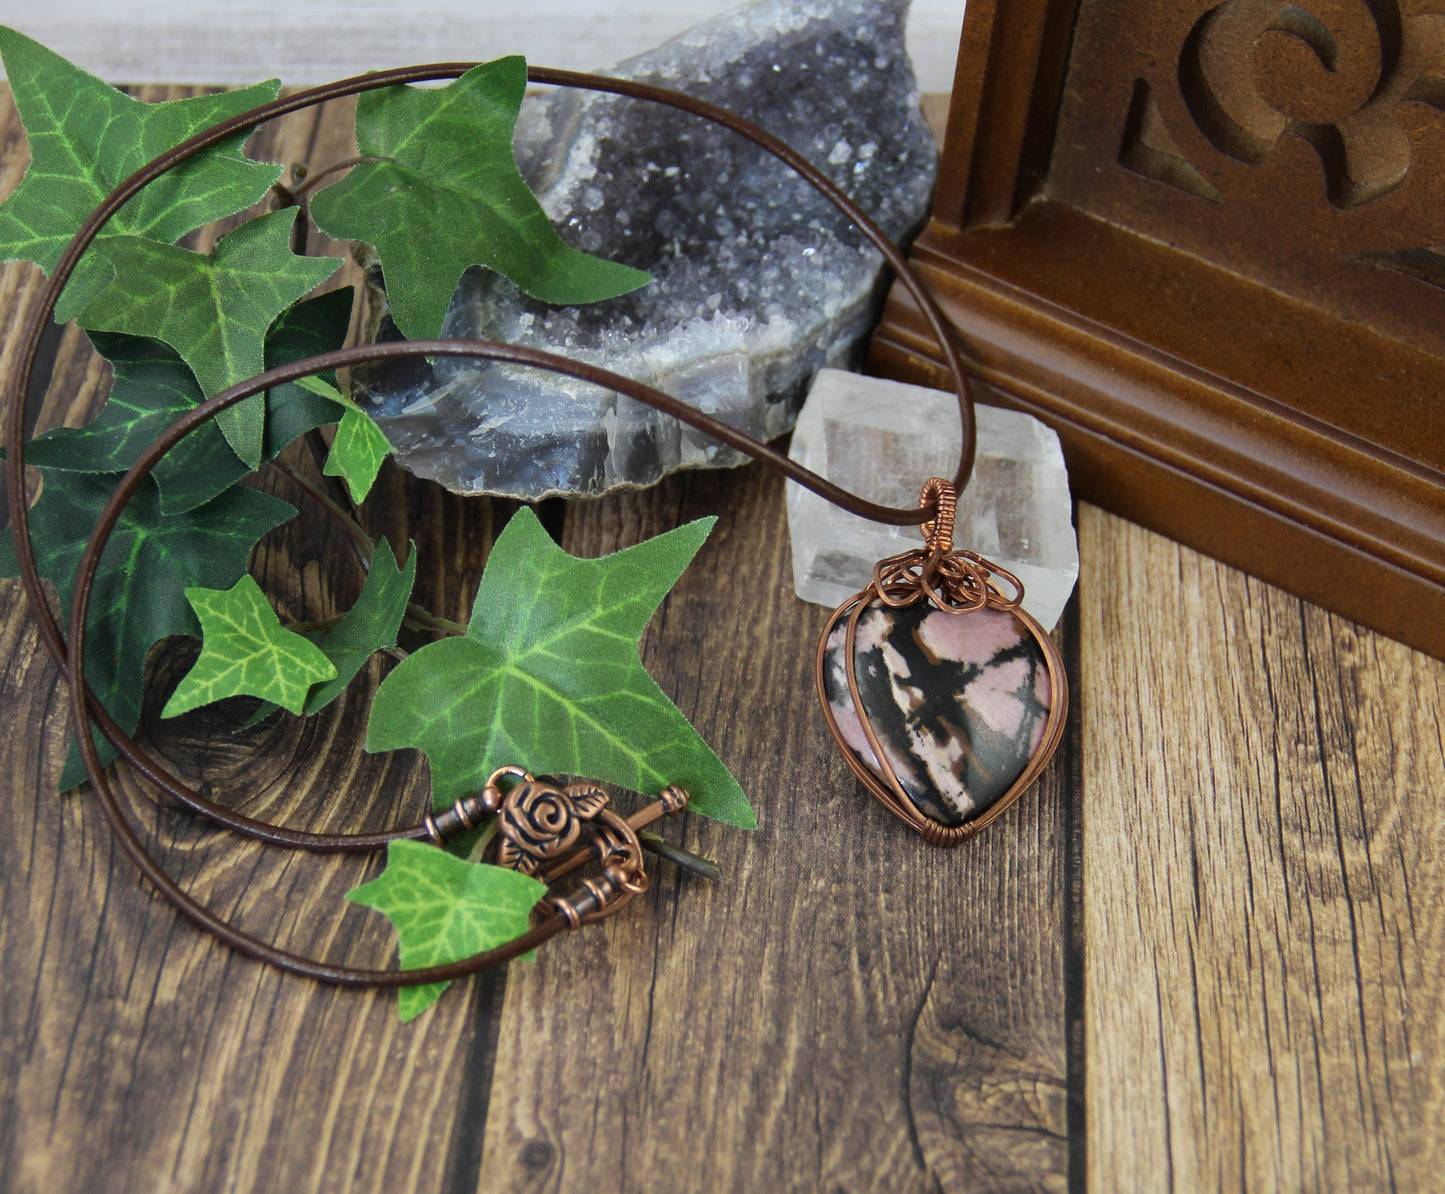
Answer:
874 0 1445 667
1117 0 1445 287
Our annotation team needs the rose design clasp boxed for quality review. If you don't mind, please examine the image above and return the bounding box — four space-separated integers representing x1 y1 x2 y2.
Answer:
495 776 611 873
421 767 693 926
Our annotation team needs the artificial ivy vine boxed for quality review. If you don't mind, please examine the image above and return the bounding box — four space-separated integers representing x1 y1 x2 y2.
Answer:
0 27 751 1018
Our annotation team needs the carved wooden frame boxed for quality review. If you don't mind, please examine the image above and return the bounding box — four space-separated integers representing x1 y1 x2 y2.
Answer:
871 0 1445 659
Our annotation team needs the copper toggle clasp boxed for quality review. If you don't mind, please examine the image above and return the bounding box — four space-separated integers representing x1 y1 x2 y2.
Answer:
428 768 694 929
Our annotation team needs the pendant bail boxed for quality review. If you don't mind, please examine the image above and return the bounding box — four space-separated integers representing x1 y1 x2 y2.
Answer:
918 477 957 556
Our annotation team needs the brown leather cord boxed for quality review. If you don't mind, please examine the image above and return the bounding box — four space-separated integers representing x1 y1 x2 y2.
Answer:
7 62 975 859
5 65 978 985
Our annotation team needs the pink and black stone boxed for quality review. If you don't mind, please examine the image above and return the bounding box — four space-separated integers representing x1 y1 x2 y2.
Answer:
822 601 1054 825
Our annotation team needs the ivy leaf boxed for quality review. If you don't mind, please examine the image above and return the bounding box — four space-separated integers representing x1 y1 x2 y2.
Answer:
24 289 353 514
162 575 337 718
21 343 213 488
0 26 282 320
308 56 650 341
288 373 394 504
236 536 417 729
73 208 342 466
303 536 415 714
347 839 546 1020
0 474 297 788
367 506 753 827
257 287 358 453
323 403 393 504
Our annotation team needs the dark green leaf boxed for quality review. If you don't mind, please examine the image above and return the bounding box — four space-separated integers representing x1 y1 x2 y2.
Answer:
24 289 353 514
366 506 753 827
162 575 337 717
74 208 341 465
23 353 212 482
256 286 358 456
0 474 296 789
304 537 416 715
347 839 546 1020
0 27 281 320
308 56 649 341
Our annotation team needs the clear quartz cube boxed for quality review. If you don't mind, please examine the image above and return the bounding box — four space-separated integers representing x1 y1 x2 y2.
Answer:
786 370 1079 630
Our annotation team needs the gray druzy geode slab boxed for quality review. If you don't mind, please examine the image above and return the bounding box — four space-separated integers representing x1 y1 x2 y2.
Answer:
354 0 938 499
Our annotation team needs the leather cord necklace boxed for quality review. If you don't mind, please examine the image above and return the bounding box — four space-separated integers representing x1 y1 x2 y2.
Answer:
4 63 1065 987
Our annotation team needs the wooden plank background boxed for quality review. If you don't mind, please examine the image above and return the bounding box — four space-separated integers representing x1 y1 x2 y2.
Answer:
0 79 1443 1194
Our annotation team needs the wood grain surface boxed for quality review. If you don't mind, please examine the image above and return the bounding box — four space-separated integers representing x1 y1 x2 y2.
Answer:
478 472 1075 1194
1080 506 1445 1191
0 86 1441 1194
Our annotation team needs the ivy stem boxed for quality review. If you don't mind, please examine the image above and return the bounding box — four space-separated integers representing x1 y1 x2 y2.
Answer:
281 622 412 663
403 604 467 637
266 461 464 641
638 831 725 883
303 426 360 522
289 155 384 202
269 457 375 571
465 820 500 864
284 616 343 632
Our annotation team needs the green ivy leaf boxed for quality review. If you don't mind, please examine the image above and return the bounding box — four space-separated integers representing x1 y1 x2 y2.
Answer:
367 506 753 827
0 474 297 788
347 839 546 1020
303 537 416 714
162 575 337 717
21 343 212 486
257 287 358 453
308 56 649 341
288 373 394 504
0 26 282 320
24 288 353 514
73 207 342 466
236 536 417 729
323 404 393 505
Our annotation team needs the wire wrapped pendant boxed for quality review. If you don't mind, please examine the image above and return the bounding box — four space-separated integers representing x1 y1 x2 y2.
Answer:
815 478 1068 845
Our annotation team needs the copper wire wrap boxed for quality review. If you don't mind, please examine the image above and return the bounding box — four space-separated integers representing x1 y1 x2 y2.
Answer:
918 476 957 556
657 784 689 816
4 64 975 985
815 480 1069 847
870 481 1025 617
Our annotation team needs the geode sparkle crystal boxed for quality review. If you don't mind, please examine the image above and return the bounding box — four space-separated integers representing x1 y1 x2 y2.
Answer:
354 0 937 499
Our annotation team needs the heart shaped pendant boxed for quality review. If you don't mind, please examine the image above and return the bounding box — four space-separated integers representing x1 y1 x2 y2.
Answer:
814 479 1068 844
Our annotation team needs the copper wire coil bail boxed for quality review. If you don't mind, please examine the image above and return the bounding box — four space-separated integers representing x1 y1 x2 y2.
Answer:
918 478 957 556
864 477 1028 617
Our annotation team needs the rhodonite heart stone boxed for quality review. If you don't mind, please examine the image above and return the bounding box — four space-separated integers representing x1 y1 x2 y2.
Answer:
821 601 1055 825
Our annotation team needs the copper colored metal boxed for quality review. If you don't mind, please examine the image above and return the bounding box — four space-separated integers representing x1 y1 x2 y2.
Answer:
428 790 491 840
451 796 479 833
656 783 689 817
815 480 1069 845
495 776 611 874
528 787 693 928
918 476 958 556
538 786 690 886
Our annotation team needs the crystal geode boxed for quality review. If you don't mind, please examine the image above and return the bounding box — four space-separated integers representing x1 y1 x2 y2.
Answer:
354 0 938 499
